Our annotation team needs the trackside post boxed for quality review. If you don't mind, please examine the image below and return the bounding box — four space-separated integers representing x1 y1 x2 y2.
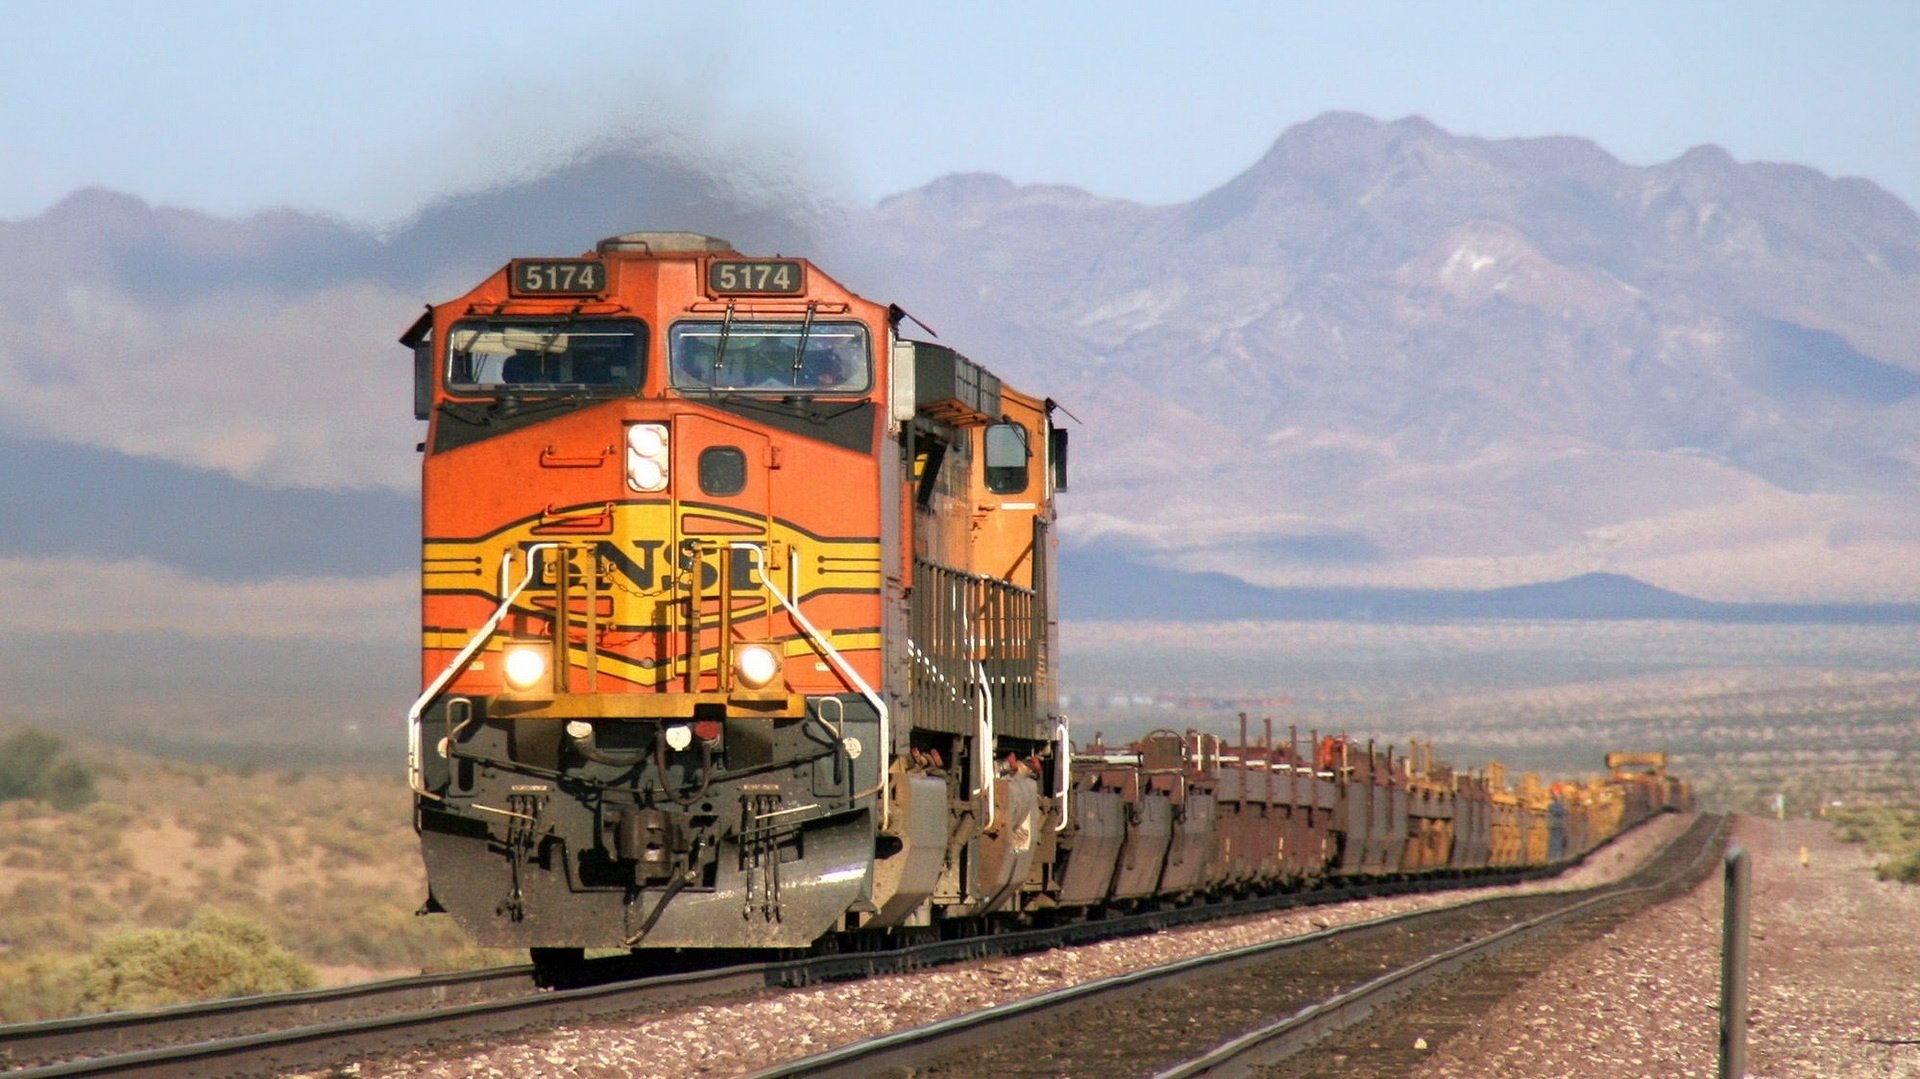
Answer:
1719 845 1751 1079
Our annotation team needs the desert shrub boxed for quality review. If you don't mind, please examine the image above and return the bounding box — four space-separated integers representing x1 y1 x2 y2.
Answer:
264 880 481 970
226 818 265 848
0 955 86 1023
1 881 98 956
312 828 381 865
11 825 60 851
71 911 316 1013
231 847 273 886
240 794 297 829
0 730 98 809
43 758 99 810
1829 805 1920 855
137 892 198 927
81 801 136 830
1879 850 1920 884
419 938 520 975
1 798 51 823
0 730 62 798
114 875 155 905
9 877 69 916
1833 805 1920 885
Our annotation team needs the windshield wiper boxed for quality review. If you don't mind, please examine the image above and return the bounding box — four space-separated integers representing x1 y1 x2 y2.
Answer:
712 299 736 377
789 301 818 382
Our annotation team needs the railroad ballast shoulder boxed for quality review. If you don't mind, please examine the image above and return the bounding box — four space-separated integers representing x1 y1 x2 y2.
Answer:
404 233 1686 958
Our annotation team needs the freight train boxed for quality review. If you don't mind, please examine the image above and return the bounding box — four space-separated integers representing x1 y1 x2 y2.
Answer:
404 234 1688 967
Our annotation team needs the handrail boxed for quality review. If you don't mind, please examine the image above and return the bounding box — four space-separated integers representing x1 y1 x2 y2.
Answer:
959 567 996 834
728 541 891 830
407 543 559 799
974 659 996 832
1055 714 1071 833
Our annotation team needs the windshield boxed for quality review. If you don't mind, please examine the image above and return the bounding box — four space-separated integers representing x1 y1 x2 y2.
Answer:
669 320 871 394
447 318 646 391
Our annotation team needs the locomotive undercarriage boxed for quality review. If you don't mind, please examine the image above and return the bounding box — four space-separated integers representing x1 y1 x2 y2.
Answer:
416 693 882 949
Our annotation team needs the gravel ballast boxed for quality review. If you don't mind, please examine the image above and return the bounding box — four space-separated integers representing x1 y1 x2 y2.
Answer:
357 815 1727 1078
1414 815 1920 1078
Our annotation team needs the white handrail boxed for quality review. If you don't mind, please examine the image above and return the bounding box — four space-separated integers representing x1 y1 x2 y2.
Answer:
974 659 996 832
956 567 997 834
1055 714 1071 832
407 543 558 799
729 541 892 830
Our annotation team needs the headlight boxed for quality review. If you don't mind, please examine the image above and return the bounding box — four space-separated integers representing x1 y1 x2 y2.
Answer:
627 453 665 491
626 423 669 492
733 643 781 689
627 424 665 456
502 645 547 690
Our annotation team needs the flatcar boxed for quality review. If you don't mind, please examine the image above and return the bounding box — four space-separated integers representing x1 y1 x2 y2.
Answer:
402 233 1683 965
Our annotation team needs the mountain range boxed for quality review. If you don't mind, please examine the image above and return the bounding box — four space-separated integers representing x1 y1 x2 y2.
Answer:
840 113 1920 603
1061 548 1920 624
5 111 1920 739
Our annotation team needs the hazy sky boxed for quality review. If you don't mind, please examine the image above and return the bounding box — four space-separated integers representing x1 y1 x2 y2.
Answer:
5 1 1916 222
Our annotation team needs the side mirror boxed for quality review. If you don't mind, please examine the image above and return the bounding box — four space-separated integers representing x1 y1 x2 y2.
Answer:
402 310 434 421
413 341 432 421
888 339 917 427
1049 427 1069 491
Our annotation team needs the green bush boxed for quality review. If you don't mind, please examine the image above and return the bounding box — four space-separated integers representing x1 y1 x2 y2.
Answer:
1830 805 1920 856
0 730 98 810
1833 805 1920 886
1878 849 1920 885
72 911 317 1013
0 880 95 956
0 955 86 1023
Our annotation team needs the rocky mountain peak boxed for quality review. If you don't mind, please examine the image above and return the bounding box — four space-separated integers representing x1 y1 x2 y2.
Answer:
854 114 1920 601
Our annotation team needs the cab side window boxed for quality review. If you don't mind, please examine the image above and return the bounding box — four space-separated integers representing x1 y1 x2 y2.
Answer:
983 422 1030 494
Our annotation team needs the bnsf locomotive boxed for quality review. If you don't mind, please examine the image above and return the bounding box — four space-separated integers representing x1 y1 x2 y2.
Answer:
404 233 1686 964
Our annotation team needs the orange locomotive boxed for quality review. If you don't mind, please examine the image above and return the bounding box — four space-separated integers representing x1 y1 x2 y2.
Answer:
405 233 1069 955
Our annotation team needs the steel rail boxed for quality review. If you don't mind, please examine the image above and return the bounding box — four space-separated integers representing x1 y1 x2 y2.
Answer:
1153 814 1731 1078
743 814 1723 1079
2 962 777 1079
0 964 536 1068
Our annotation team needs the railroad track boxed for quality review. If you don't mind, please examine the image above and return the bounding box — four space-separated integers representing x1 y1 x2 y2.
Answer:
747 813 1728 1079
0 959 777 1078
0 964 539 1068
0 822 1670 1078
